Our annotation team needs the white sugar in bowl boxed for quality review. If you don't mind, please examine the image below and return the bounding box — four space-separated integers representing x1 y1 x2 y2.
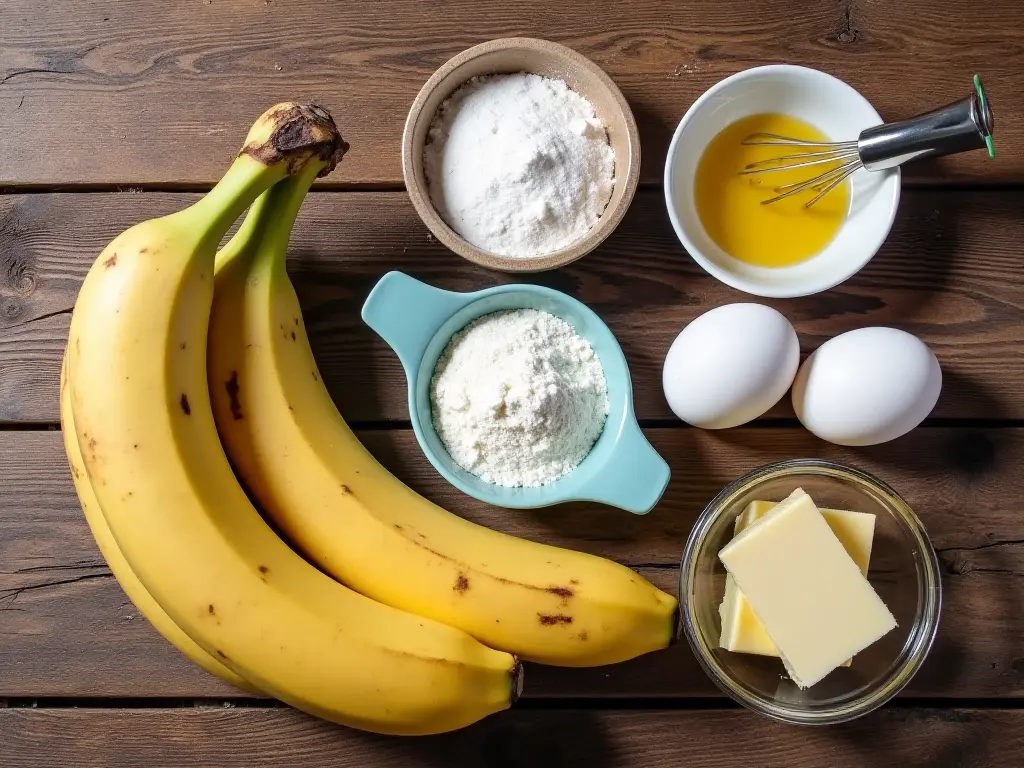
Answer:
792 327 942 446
662 304 800 429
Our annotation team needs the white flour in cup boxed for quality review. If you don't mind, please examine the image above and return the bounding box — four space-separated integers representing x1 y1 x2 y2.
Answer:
430 308 609 487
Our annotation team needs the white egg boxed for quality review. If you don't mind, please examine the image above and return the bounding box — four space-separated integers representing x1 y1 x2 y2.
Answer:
792 327 942 446
662 304 799 429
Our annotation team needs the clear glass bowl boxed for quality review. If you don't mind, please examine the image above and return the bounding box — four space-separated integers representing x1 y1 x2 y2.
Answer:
679 459 941 724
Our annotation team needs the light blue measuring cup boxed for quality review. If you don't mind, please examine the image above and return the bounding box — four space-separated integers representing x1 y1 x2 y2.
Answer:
361 271 669 514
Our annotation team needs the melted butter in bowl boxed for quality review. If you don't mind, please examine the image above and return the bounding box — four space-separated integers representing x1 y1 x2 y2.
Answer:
664 65 900 298
694 113 850 269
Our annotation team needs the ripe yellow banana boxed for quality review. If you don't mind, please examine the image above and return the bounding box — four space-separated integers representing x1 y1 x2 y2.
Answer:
208 142 678 669
59 351 259 694
65 104 519 735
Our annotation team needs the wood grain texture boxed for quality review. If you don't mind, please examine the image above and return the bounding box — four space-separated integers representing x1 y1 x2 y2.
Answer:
1 707 1023 768
3 189 1023 424
0 0 1020 187
2 429 1022 699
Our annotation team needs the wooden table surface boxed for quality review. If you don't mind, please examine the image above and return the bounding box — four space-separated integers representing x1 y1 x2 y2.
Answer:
2 1 1022 765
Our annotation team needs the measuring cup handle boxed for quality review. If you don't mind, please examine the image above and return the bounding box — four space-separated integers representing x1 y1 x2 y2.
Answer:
361 271 468 375
583 421 670 515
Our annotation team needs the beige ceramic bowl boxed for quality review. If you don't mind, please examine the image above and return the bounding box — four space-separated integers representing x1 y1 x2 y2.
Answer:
402 38 641 273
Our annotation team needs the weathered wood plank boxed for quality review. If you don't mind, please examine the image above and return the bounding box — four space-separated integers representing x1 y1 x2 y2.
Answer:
2 429 1021 699
1 708 1023 768
1 0 1020 187
3 189 1023 424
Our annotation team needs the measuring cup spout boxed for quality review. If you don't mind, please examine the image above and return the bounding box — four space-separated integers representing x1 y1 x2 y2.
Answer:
578 421 670 515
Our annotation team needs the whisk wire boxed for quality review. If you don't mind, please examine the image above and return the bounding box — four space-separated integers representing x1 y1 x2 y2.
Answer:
741 132 859 150
802 164 862 208
742 147 861 167
771 159 860 194
740 150 860 175
757 158 862 207
740 131 862 207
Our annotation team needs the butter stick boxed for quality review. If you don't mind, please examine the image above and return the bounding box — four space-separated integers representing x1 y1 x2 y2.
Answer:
719 500 877 666
718 488 896 688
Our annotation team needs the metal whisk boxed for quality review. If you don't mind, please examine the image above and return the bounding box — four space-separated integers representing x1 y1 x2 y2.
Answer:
741 74 995 207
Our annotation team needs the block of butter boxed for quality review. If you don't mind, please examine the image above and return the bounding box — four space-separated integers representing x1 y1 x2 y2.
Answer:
718 488 896 689
719 500 877 665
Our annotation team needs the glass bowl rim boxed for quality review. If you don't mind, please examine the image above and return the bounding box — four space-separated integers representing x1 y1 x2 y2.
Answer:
678 458 942 725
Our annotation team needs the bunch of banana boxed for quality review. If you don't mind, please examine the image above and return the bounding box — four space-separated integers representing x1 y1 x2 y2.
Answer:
62 103 520 735
63 100 679 736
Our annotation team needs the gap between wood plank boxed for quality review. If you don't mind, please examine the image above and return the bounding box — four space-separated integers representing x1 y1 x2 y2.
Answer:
0 183 407 195
7 419 1024 432
3 181 1024 195
1 697 1022 710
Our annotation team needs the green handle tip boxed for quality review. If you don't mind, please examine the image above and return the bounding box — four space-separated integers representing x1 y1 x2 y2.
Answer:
973 74 995 158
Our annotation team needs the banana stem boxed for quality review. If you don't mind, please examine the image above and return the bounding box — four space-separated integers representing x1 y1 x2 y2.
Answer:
215 160 324 276
189 156 290 252
187 102 347 252
211 171 282 274
256 161 324 273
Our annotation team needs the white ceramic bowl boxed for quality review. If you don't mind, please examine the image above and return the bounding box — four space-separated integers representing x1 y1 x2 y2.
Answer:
664 65 901 298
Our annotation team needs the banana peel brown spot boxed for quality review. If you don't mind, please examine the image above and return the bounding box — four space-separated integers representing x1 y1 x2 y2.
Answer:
207 604 215 615
290 331 296 341
569 579 580 585
215 649 229 660
578 630 588 641
409 536 580 599
179 394 191 415
312 371 318 382
104 254 117 268
380 646 469 667
454 573 470 593
341 484 352 495
225 371 243 420
538 614 573 626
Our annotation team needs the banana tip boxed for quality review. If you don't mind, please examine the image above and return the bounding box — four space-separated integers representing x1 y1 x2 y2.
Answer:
670 605 683 646
241 102 349 177
510 658 525 705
